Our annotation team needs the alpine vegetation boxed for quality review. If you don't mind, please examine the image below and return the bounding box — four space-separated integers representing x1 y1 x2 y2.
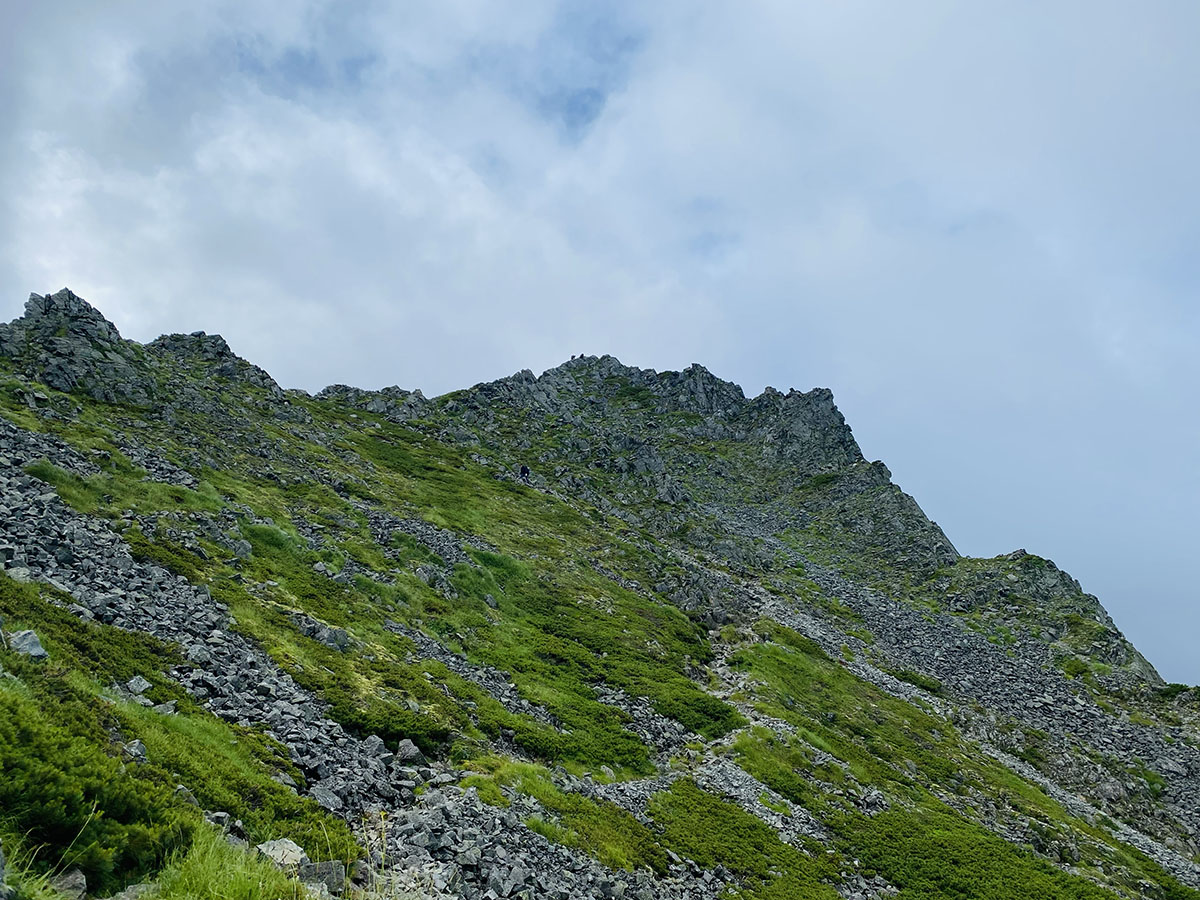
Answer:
0 288 1196 900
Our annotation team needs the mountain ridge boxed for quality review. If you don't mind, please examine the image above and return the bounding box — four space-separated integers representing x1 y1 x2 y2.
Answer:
0 287 1194 900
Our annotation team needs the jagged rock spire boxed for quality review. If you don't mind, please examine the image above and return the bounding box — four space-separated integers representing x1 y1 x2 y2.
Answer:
0 288 155 406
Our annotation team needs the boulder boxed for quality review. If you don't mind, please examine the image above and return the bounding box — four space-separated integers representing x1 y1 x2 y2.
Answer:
395 738 427 766
309 783 344 812
299 860 346 895
111 885 155 900
256 838 310 869
49 868 87 900
8 630 47 659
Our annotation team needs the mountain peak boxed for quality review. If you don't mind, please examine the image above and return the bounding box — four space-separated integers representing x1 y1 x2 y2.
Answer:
23 287 124 343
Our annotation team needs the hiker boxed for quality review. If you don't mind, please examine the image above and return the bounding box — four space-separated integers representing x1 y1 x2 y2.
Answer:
519 464 531 484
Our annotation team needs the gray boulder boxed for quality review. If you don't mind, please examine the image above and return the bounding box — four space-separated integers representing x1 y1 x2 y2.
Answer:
299 860 346 895
256 838 310 868
8 630 47 659
111 885 155 900
395 738 427 766
309 783 344 812
49 868 87 900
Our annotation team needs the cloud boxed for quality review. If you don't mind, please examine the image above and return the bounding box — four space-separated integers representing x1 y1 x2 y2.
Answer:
1 1 1198 680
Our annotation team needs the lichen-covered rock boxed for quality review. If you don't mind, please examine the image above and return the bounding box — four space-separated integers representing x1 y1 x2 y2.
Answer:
49 868 87 900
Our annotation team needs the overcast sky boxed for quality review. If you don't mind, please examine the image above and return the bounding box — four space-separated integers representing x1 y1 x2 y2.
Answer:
2 2 1197 681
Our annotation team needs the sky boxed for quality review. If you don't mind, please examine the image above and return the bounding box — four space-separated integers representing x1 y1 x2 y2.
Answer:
1 2 1197 681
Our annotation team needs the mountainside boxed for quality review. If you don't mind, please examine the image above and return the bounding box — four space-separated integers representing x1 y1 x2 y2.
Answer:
0 287 1196 900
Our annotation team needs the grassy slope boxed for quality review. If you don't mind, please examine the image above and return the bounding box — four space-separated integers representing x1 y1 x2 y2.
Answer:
0 576 357 895
0 366 1195 899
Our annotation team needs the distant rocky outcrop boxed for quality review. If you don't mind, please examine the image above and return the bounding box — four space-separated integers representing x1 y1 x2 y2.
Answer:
149 330 283 397
316 383 429 422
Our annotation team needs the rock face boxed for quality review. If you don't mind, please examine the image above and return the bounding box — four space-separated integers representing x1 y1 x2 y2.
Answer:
317 383 428 422
149 330 282 396
0 288 1195 900
411 353 959 582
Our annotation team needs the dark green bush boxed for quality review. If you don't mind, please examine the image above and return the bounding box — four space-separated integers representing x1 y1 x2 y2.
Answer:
649 688 745 739
840 805 1120 900
0 687 194 894
125 530 205 581
0 576 359 879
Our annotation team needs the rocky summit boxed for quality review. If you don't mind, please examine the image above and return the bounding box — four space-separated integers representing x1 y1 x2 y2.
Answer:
0 288 1196 900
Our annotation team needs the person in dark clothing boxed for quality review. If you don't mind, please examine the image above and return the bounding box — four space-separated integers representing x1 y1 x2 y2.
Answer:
519 464 531 483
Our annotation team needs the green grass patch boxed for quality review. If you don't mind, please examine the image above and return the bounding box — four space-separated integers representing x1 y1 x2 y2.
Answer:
0 677 195 894
839 804 1119 900
886 667 944 696
152 825 306 900
648 779 839 900
1058 656 1092 681
24 456 222 519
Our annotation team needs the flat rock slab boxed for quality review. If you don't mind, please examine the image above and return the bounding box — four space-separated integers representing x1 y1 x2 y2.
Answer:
256 838 310 868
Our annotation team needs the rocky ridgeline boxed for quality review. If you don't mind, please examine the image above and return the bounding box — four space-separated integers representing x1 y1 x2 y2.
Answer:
432 356 866 494
443 355 863 474
411 355 959 582
0 289 153 407
320 351 961 587
316 383 428 423
930 550 1157 678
